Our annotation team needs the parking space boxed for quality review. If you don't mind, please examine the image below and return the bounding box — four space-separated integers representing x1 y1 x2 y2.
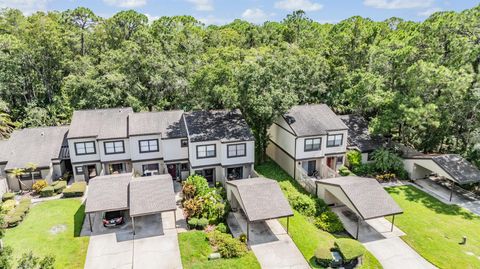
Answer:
83 212 182 269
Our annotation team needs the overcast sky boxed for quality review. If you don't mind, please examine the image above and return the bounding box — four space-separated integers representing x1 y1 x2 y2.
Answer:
0 0 478 24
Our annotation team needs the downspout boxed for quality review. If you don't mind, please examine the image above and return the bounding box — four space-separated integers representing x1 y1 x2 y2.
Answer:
293 137 298 180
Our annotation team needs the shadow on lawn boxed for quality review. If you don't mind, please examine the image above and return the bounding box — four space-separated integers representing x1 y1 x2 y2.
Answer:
74 203 86 237
387 186 477 220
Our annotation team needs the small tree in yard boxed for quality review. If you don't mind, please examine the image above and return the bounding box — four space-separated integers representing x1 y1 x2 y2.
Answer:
17 251 55 269
10 168 26 191
25 162 39 185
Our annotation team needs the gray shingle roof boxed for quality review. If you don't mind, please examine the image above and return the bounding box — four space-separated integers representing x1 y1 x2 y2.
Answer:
67 108 133 139
227 177 293 222
129 174 176 217
85 173 132 213
129 111 187 138
432 154 480 184
3 126 69 170
283 104 348 136
317 176 403 220
339 114 385 152
184 109 254 142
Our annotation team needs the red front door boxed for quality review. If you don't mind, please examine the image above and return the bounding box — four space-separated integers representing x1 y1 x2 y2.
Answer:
327 157 335 170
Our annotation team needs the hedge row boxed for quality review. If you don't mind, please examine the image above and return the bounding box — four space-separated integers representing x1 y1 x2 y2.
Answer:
4 198 32 227
62 182 86 198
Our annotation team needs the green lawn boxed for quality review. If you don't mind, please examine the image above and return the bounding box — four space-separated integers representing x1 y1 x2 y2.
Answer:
386 185 480 269
257 160 382 269
4 199 89 269
178 231 261 269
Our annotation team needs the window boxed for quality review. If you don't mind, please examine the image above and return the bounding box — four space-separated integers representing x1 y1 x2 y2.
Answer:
304 138 321 151
227 143 246 158
74 141 96 155
180 163 189 171
336 156 344 167
139 139 159 153
181 139 188 148
104 141 125 154
109 163 125 174
142 163 159 176
327 134 343 147
75 166 84 175
196 144 216 159
20 171 42 180
227 167 243 180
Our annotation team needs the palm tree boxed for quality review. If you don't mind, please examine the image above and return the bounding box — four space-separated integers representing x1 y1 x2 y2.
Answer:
10 168 26 191
25 162 39 185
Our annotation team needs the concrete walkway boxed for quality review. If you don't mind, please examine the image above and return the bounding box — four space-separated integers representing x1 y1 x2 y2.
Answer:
332 206 436 269
227 212 309 269
84 212 183 269
413 179 480 215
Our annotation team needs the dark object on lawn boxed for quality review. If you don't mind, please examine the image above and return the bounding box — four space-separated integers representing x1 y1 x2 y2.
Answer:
460 236 467 245
102 211 125 227
331 250 343 267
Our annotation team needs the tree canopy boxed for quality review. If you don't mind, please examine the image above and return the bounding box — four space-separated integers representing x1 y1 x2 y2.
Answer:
0 6 479 164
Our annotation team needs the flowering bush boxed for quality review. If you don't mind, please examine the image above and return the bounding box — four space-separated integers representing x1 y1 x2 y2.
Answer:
32 180 48 193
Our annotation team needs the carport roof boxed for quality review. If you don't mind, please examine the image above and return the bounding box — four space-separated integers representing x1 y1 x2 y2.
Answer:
432 154 480 184
85 173 132 214
316 176 403 220
226 177 293 222
129 174 177 217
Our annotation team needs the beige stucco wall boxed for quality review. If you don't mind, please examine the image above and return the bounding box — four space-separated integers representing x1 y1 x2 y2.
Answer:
403 158 453 181
266 142 295 178
131 159 166 176
6 167 51 191
316 184 360 216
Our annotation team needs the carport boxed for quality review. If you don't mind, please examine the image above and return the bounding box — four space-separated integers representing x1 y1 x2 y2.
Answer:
316 176 403 239
226 177 293 241
84 173 177 234
85 173 131 232
129 174 177 235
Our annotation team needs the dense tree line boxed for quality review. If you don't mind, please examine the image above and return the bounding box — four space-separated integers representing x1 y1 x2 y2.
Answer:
0 6 479 165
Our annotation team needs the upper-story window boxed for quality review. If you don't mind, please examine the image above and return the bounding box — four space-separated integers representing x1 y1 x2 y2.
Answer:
227 143 246 158
139 139 159 153
104 141 125 154
197 144 216 159
327 134 343 147
181 139 188 147
304 138 321 151
75 141 96 155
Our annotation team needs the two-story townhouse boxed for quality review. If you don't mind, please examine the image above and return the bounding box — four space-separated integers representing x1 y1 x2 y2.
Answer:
184 110 255 185
128 111 190 179
267 104 348 180
0 126 70 191
68 108 133 182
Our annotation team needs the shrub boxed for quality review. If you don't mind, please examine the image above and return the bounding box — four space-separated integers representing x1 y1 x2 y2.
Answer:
32 180 48 193
2 192 15 201
335 238 365 261
182 182 196 200
52 181 67 193
187 218 199 229
19 197 31 205
12 211 25 219
371 148 408 179
239 233 247 244
1 200 16 212
279 181 317 216
215 223 227 233
200 191 226 224
62 182 86 197
183 197 204 218
338 165 354 176
40 186 54 197
15 203 30 214
198 218 209 229
376 173 396 182
314 211 344 233
207 231 247 258
315 245 334 267
6 215 22 227
185 174 210 196
352 163 374 176
346 150 362 168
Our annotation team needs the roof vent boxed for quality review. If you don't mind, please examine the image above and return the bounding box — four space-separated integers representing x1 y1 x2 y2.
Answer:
40 131 45 136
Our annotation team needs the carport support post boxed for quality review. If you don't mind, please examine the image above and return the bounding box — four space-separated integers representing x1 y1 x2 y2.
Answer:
174 210 177 227
449 183 454 202
247 221 249 242
287 217 290 234
391 215 395 232
132 217 135 235
88 213 93 233
356 217 360 240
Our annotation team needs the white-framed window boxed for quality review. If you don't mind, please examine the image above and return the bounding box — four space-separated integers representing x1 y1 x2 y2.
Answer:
304 138 321 151
227 143 246 158
75 166 84 175
74 141 96 155
104 141 125 154
327 134 343 147
197 144 216 159
139 139 159 153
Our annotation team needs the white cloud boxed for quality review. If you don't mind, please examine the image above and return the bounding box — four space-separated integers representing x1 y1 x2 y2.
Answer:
418 7 442 17
187 0 214 11
103 0 147 8
198 15 230 25
242 8 271 23
145 13 159 23
363 0 433 9
0 0 49 15
274 0 323 12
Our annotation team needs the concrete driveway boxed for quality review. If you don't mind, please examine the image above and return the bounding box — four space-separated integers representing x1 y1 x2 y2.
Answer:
228 212 309 269
83 212 182 269
332 206 436 269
